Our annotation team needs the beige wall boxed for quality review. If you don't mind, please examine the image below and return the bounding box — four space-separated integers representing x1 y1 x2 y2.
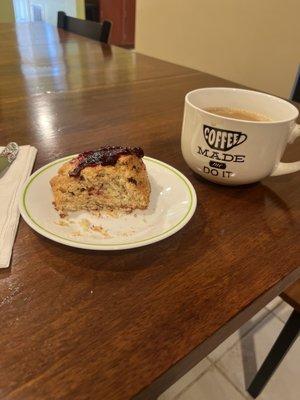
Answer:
76 0 85 19
0 0 15 22
135 0 300 98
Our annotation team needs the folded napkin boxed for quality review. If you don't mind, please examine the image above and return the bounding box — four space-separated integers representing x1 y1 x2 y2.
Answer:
0 145 37 269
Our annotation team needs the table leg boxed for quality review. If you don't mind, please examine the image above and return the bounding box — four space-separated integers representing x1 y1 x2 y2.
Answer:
247 309 300 398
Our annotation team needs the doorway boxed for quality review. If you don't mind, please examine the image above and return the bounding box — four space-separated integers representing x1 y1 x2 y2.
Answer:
85 0 99 22
12 0 78 25
100 0 136 47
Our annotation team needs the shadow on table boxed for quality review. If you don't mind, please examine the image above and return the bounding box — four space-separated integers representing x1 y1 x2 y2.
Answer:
193 173 295 226
0 268 11 280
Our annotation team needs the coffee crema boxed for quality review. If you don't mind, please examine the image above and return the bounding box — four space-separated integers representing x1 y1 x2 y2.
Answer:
204 107 271 122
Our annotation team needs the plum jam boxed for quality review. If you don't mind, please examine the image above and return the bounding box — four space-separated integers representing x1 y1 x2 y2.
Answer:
69 146 144 177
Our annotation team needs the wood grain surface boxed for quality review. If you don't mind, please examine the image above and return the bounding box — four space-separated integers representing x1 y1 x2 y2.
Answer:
0 23 299 400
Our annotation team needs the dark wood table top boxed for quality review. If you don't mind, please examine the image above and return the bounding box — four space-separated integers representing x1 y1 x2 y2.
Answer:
0 23 299 400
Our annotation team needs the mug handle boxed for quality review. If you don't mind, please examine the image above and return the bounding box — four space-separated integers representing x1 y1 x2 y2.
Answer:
271 124 300 176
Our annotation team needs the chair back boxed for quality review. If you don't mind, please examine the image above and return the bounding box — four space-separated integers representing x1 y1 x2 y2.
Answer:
291 66 300 102
57 11 111 43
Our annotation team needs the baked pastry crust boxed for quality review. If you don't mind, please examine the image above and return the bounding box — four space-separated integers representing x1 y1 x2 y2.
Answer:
50 147 151 215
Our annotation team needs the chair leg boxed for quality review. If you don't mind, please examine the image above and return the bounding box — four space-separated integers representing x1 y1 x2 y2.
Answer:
247 309 300 398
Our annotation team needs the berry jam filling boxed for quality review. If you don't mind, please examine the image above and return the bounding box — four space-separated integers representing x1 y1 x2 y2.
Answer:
69 146 144 177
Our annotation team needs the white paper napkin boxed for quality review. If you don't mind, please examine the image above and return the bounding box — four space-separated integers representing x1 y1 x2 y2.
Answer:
0 145 37 268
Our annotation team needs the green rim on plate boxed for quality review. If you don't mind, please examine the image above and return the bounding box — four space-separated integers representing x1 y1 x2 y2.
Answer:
21 156 197 249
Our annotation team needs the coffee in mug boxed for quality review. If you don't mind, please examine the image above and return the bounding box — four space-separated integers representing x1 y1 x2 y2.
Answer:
181 88 300 185
204 107 271 122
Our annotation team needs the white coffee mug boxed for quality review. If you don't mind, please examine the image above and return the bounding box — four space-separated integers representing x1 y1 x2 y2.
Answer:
181 87 300 185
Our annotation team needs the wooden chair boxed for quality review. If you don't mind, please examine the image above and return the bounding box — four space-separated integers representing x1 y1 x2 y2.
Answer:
291 66 300 102
247 280 300 398
57 11 111 43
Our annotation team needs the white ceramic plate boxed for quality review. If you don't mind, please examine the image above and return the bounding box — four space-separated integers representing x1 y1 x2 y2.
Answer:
19 156 197 250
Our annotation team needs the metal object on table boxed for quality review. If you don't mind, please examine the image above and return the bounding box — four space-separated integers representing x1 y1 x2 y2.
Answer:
0 142 19 173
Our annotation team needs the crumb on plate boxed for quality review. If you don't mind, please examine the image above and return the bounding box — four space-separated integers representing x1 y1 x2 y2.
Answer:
90 224 111 237
55 219 70 227
71 231 82 237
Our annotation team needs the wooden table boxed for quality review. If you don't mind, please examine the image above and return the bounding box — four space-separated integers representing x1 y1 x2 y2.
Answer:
1 23 299 400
